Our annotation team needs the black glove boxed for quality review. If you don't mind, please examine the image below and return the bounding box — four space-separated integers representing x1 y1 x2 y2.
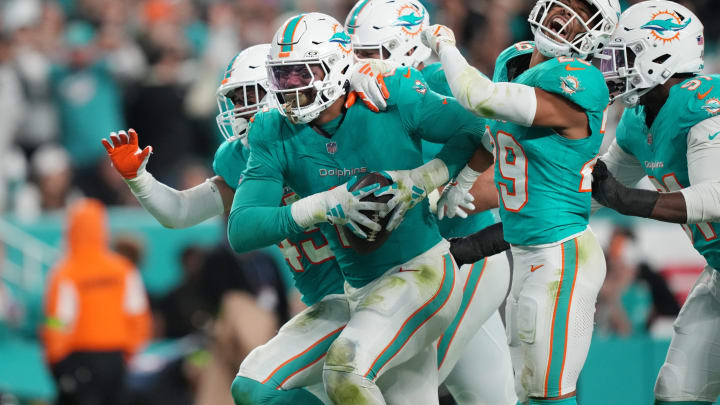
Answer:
449 223 510 267
592 159 659 218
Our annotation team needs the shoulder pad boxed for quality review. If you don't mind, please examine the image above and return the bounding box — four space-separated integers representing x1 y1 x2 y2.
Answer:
493 41 535 82
382 66 430 107
535 57 608 112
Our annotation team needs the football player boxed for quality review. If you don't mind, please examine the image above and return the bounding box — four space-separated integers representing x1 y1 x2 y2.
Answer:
589 2 720 404
226 12 495 404
104 45 348 405
345 1 515 403
421 0 620 404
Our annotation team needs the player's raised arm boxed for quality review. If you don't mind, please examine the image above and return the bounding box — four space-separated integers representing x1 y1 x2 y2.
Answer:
421 25 593 137
102 129 232 228
593 115 720 224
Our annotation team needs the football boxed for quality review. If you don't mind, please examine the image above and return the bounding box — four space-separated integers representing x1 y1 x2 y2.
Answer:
344 172 395 254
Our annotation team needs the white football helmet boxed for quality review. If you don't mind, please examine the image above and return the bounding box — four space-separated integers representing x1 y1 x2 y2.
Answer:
345 0 431 68
595 1 704 107
529 0 620 58
266 13 354 124
216 44 272 144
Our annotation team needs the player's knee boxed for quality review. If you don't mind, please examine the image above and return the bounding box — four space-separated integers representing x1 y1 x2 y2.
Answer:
325 337 359 372
654 363 682 400
323 369 383 405
231 376 265 405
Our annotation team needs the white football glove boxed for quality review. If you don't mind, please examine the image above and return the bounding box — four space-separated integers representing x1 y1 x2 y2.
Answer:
291 177 385 239
421 24 457 55
437 182 475 220
437 165 480 220
375 159 450 231
346 60 397 112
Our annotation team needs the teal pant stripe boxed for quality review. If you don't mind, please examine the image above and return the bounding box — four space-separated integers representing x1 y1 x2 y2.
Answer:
436 258 487 368
265 326 343 389
544 238 579 397
529 396 577 404
367 253 456 380
231 376 325 405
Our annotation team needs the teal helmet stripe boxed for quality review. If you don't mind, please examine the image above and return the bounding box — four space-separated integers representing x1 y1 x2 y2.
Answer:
346 0 371 35
281 14 306 53
223 54 239 79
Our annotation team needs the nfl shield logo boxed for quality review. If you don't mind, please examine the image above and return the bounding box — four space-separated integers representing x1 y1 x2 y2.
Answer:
326 141 338 154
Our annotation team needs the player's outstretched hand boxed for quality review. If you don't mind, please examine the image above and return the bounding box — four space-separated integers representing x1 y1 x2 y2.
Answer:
375 170 430 232
346 60 392 112
101 129 152 180
437 182 475 220
324 178 384 239
421 25 456 55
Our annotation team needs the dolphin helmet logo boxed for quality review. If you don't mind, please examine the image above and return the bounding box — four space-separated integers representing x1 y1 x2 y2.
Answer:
330 25 352 54
641 10 691 44
702 98 720 115
394 4 425 36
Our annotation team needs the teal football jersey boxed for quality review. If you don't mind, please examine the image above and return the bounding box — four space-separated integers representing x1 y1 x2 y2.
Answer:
488 43 609 245
237 67 486 287
420 62 496 238
615 74 720 271
213 138 344 305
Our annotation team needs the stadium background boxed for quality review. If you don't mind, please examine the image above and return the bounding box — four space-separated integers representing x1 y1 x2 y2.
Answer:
0 0 719 404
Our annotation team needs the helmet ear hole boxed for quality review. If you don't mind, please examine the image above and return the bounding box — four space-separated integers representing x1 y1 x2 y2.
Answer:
652 54 671 65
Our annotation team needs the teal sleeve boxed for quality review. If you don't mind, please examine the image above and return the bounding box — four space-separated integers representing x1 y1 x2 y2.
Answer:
536 59 609 113
227 178 303 253
391 67 486 178
226 113 305 253
614 111 632 155
212 139 248 190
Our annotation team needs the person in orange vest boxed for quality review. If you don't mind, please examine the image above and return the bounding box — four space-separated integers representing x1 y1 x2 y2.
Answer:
42 198 151 405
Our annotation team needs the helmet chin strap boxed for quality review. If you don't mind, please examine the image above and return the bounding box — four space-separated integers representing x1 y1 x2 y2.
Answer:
535 30 572 58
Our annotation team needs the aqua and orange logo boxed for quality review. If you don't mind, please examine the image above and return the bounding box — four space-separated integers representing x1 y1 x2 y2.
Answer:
394 3 425 36
641 10 691 44
330 24 352 54
702 98 720 115
560 75 582 95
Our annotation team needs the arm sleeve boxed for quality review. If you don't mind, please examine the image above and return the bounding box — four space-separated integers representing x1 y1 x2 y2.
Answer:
226 128 304 253
592 140 647 213
436 44 537 127
126 173 225 229
680 116 720 223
